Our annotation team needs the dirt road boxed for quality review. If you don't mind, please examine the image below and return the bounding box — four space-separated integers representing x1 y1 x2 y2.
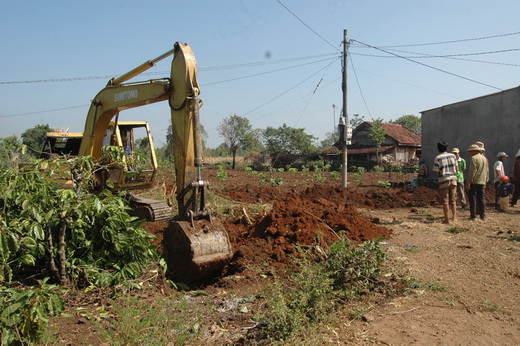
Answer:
340 206 520 345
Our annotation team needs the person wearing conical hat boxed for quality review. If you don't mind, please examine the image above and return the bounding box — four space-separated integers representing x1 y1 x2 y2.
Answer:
465 143 489 220
510 149 520 207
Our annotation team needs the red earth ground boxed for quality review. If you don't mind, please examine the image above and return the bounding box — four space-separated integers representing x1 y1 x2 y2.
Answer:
145 168 437 281
48 166 520 345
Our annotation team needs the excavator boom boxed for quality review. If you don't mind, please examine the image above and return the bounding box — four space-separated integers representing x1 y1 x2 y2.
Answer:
164 42 232 284
45 43 232 284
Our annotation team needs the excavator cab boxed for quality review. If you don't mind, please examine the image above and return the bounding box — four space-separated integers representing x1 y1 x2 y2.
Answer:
103 121 158 190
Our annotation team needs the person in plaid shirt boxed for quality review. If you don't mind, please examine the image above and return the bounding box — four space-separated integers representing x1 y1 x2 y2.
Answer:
433 141 458 224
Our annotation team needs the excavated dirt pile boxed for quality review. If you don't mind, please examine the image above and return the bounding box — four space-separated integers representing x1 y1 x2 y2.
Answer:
147 168 441 280
224 189 394 273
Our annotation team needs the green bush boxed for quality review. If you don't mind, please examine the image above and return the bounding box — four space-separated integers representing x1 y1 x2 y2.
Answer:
376 180 391 188
325 240 386 298
216 164 227 182
0 279 64 345
252 239 386 342
0 161 162 287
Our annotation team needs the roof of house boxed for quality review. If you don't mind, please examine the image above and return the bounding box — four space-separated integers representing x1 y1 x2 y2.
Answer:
321 122 421 155
322 145 395 155
381 123 421 145
352 122 421 146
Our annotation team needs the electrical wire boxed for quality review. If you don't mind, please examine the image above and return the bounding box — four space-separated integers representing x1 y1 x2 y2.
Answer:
348 51 373 120
0 53 340 85
293 55 336 127
0 105 89 118
351 48 520 66
275 0 340 51
242 57 340 117
352 39 503 91
376 31 520 48
202 57 336 86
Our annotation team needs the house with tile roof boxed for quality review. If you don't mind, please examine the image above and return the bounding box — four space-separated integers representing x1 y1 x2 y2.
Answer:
323 122 421 170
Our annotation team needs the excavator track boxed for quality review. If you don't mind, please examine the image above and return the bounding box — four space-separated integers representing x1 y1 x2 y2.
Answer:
125 194 172 222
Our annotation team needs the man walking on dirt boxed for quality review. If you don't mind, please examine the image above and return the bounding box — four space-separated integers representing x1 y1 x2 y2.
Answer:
433 141 458 224
465 143 489 220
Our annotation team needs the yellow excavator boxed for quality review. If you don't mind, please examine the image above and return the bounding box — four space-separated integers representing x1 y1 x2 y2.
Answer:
41 43 232 283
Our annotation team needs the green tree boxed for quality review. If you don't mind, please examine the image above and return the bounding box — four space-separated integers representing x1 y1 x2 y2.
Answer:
391 114 421 135
263 123 317 155
0 135 23 169
217 114 253 169
368 119 387 165
349 113 365 129
318 131 337 151
21 124 53 157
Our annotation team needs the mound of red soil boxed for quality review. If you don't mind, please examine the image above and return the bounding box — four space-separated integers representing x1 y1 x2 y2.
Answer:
149 169 441 281
225 193 392 270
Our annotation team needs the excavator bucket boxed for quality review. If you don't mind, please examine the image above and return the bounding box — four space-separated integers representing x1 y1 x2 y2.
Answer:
163 218 233 285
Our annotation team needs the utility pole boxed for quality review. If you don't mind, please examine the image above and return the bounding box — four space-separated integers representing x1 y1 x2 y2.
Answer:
337 29 349 188
332 104 336 134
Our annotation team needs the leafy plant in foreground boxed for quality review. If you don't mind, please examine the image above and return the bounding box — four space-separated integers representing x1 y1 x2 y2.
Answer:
0 279 64 345
0 160 161 287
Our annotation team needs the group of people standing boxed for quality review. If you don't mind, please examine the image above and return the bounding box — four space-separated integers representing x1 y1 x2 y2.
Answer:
432 141 520 224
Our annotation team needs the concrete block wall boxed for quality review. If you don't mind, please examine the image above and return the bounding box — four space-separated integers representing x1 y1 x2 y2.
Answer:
421 86 520 180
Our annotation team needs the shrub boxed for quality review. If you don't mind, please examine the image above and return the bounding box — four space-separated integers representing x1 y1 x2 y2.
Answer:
376 180 391 188
216 164 227 182
0 279 64 345
252 239 386 342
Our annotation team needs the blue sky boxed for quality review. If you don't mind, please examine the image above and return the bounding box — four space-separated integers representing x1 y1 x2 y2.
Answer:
1 1 519 148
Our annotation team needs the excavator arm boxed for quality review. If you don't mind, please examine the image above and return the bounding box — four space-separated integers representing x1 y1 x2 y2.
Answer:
164 43 232 284
76 43 231 284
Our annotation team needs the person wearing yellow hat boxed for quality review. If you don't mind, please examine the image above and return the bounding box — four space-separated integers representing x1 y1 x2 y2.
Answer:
465 143 489 220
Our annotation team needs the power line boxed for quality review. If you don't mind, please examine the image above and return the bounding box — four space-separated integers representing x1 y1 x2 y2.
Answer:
0 53 340 85
376 31 520 48
275 0 339 51
352 39 503 91
294 56 336 127
348 52 373 120
199 53 339 71
242 57 340 117
351 47 520 65
203 57 336 86
0 105 89 119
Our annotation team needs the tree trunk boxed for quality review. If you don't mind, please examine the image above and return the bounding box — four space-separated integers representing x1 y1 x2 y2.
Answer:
232 149 237 169
58 221 69 285
46 227 59 280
